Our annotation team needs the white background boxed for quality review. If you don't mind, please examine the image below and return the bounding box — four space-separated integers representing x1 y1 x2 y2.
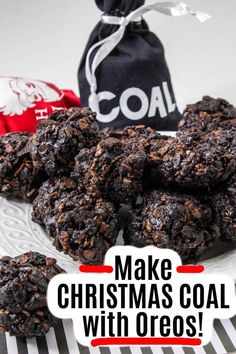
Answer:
0 0 235 111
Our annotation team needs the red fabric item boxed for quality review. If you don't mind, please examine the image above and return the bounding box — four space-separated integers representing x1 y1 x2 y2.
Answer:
0 77 80 135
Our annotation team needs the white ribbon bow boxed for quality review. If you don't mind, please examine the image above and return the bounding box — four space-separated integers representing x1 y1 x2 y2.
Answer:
85 1 212 115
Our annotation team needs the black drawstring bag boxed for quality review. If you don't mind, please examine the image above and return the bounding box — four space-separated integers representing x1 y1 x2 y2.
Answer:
78 1 210 131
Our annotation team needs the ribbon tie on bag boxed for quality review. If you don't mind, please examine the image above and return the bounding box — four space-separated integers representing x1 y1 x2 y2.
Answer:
86 1 211 116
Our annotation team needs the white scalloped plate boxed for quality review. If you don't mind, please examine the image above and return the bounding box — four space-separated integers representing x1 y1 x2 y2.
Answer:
0 196 235 279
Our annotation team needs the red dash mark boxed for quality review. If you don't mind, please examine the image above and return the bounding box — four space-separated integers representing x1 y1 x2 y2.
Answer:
91 337 202 347
176 265 204 273
79 265 113 273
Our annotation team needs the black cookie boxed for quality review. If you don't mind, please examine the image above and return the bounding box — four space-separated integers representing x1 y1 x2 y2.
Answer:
31 107 100 176
32 177 78 227
124 190 215 262
50 192 120 264
0 133 46 201
32 178 120 264
146 136 235 191
107 125 167 150
178 96 236 133
85 137 147 206
0 252 64 337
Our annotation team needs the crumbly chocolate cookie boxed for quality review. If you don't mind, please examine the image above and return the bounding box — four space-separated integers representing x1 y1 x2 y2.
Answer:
105 125 168 152
32 177 120 264
46 107 85 124
86 137 147 206
178 96 236 133
0 133 45 201
0 252 64 337
124 190 215 262
31 107 100 176
146 136 236 191
71 126 171 206
32 177 78 227
50 191 120 264
213 175 236 243
177 126 236 158
206 128 236 157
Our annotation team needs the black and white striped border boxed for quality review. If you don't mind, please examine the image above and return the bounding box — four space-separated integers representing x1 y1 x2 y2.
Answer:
1 318 236 354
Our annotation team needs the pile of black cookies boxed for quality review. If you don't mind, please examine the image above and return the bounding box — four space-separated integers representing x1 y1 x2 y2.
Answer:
0 96 236 264
0 100 235 265
0 98 235 338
